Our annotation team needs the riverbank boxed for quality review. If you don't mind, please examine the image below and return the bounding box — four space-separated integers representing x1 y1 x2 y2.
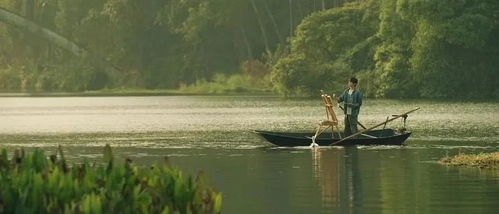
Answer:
440 152 499 169
0 88 275 97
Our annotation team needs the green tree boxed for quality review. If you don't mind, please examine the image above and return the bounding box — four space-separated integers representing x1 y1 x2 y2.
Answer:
371 0 416 98
272 0 499 99
399 0 499 98
272 0 379 96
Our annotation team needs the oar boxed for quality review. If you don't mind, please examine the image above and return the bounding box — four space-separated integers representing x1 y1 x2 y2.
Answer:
338 105 367 129
330 107 420 146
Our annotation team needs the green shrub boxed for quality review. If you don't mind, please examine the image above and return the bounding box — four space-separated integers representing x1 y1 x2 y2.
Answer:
178 73 270 94
0 65 22 91
0 145 222 213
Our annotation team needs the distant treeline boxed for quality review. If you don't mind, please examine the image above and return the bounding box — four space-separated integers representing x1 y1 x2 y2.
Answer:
0 0 498 99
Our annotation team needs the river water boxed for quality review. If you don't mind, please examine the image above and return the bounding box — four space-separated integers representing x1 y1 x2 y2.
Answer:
0 96 498 213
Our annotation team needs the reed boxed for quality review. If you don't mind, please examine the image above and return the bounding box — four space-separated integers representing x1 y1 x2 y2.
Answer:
439 152 499 169
0 145 222 213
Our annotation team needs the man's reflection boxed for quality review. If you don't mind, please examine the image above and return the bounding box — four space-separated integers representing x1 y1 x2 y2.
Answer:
312 147 363 213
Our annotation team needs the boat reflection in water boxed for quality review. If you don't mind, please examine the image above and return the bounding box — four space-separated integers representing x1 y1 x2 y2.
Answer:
312 147 364 213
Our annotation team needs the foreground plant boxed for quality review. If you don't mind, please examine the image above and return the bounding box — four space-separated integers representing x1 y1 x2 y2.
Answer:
0 145 222 213
439 152 499 169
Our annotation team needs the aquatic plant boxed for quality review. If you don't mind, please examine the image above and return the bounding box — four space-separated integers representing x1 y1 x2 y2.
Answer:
440 152 499 169
0 145 222 213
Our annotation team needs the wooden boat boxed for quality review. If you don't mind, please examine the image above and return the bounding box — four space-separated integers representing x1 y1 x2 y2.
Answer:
256 91 419 147
254 128 411 147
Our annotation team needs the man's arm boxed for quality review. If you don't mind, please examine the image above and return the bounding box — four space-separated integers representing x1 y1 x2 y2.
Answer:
336 91 346 103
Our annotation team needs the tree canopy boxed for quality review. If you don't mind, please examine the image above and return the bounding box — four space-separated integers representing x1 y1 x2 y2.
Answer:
273 0 499 99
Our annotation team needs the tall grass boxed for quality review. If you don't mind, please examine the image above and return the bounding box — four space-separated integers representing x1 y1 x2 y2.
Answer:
0 145 222 213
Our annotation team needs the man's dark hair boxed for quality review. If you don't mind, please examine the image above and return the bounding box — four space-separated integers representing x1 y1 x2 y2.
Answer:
350 77 358 84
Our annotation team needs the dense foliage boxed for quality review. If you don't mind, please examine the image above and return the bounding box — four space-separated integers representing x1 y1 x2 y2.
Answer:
0 0 349 92
273 0 499 98
0 145 222 213
272 1 379 96
0 0 497 99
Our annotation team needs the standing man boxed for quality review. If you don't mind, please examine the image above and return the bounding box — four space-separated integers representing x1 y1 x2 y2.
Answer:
337 77 363 136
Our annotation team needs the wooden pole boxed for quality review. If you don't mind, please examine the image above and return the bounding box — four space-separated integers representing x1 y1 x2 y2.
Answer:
330 107 420 146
